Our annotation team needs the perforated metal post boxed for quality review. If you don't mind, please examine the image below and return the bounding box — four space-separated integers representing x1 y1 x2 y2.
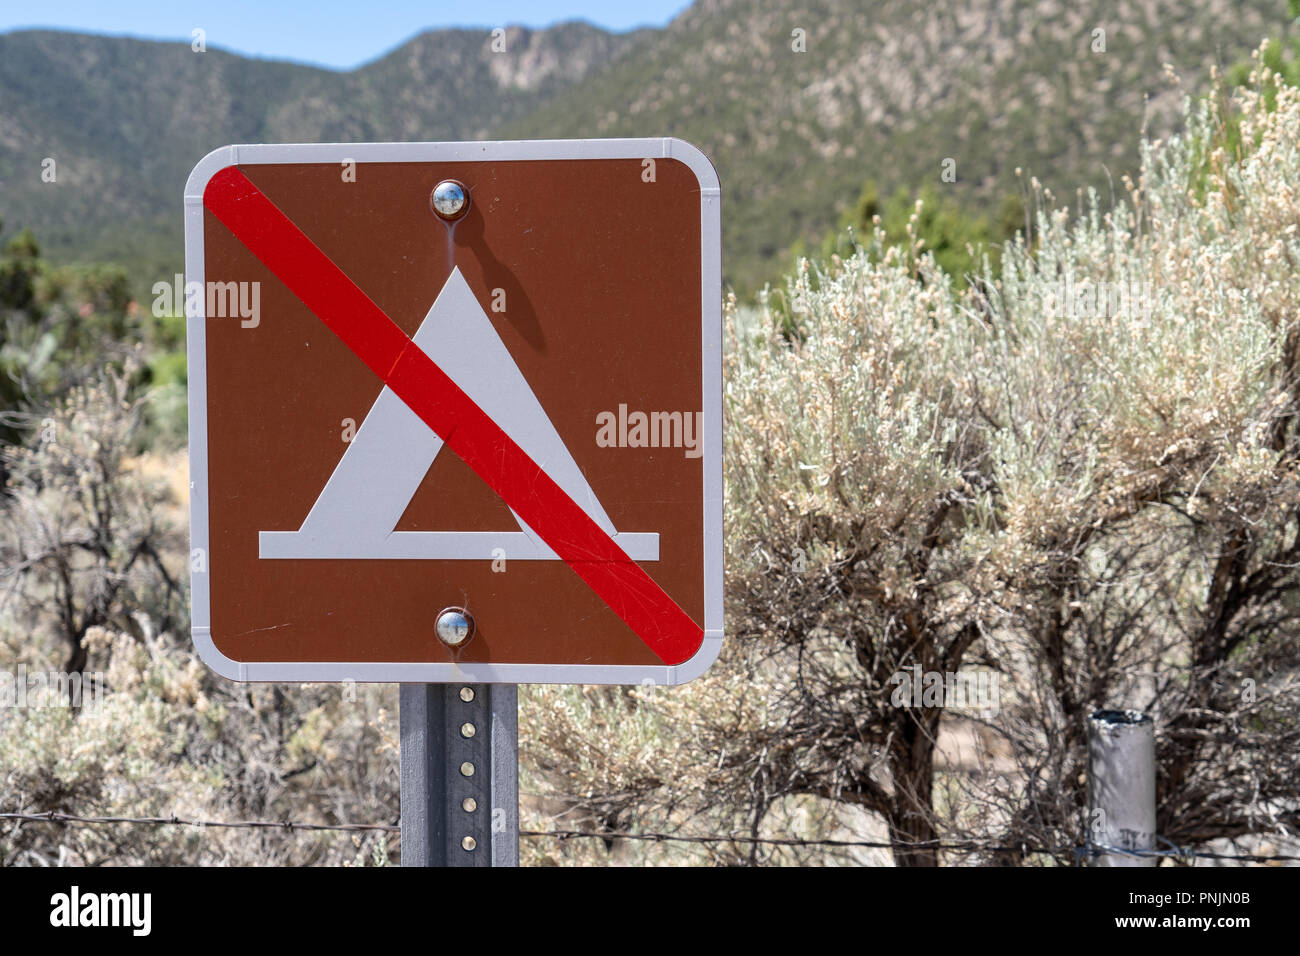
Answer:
400 684 518 867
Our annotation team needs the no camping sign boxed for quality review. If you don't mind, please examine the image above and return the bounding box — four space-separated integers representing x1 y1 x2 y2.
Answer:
184 139 722 685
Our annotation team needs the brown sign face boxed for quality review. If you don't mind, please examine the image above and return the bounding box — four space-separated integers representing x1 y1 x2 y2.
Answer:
184 141 722 684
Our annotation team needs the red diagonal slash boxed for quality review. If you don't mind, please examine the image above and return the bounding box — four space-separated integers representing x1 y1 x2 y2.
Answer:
203 166 704 666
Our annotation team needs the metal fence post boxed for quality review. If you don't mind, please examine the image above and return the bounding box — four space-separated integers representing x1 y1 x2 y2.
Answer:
1086 709 1157 867
400 683 518 866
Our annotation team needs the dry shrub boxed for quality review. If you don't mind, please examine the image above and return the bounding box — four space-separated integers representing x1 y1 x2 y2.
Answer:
527 61 1300 865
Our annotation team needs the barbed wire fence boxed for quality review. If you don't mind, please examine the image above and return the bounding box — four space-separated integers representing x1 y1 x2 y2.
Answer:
2 810 1296 863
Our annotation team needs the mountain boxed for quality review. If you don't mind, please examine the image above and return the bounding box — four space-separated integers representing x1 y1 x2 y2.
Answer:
0 23 646 289
501 0 1286 290
0 1 1288 297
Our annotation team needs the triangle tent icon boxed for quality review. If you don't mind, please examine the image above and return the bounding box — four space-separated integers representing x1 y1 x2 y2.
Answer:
259 268 658 562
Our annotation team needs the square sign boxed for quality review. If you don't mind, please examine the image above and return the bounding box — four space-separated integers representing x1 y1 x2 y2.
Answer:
184 139 722 685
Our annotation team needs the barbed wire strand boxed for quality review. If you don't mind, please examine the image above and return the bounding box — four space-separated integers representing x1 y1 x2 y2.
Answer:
0 811 398 833
3 811 1297 862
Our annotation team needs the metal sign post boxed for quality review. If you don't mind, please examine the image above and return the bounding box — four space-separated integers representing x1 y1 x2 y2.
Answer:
1086 709 1156 867
400 683 518 867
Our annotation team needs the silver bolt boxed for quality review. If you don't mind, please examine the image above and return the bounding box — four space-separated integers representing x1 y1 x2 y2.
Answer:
459 686 475 702
462 797 477 813
436 608 474 647
462 836 477 851
431 180 469 221
460 761 475 777
461 722 476 738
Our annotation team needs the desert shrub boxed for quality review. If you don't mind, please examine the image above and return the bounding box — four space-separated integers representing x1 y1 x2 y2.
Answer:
0 376 397 866
526 60 1300 865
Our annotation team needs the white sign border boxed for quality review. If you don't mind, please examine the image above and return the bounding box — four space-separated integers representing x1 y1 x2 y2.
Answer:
184 138 723 685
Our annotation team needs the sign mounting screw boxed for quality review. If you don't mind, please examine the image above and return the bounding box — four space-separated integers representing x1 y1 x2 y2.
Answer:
436 607 474 647
431 179 469 221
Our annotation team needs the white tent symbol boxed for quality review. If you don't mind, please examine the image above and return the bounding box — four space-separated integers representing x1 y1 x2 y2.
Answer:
259 267 659 562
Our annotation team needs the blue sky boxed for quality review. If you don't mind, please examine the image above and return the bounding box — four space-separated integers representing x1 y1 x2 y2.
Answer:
0 1 690 70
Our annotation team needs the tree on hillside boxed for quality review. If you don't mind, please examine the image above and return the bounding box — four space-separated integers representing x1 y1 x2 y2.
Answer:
1230 1 1300 92
0 223 139 446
